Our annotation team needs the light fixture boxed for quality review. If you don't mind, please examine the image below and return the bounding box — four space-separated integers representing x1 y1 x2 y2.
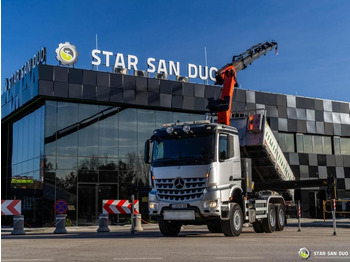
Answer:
176 76 189 82
134 70 149 77
114 67 127 75
155 72 169 80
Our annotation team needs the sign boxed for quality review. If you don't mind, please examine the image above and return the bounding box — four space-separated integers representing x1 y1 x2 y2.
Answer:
103 199 139 214
91 49 218 82
56 42 79 66
55 199 68 214
1 200 21 216
4 47 46 91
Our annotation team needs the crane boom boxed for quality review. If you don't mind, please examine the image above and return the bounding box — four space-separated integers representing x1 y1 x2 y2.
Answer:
207 41 278 125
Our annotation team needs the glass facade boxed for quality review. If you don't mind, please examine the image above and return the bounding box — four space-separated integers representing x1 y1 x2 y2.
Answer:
296 134 332 154
42 101 202 225
11 106 45 226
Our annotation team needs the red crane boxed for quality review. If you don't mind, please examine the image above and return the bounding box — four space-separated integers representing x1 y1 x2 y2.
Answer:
207 41 278 125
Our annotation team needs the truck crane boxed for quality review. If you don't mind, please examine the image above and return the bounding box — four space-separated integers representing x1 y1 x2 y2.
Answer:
144 41 334 237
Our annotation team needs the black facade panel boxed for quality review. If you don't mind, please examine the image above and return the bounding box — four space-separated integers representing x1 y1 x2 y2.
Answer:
315 110 324 121
38 65 53 81
344 156 350 167
110 74 123 88
287 108 297 119
83 70 97 85
326 155 336 167
38 80 53 96
68 68 83 84
172 95 183 109
291 165 300 178
194 97 207 111
182 83 193 97
335 155 343 167
136 77 147 91
54 67 68 82
160 93 172 107
341 124 350 136
339 102 350 113
246 102 256 111
255 92 265 104
97 72 110 87
147 79 160 93
159 80 171 94
344 167 350 178
110 88 123 102
266 105 278 117
123 90 136 103
324 123 333 135
135 91 148 106
123 75 136 90
235 89 246 103
314 99 324 111
194 84 205 98
332 101 341 113
296 97 315 109
297 120 307 133
269 117 278 130
53 82 68 98
278 106 287 118
183 96 195 110
309 166 318 178
68 83 82 99
277 94 287 106
287 119 298 132
172 82 183 95
205 85 216 98
148 92 160 107
96 86 110 102
317 154 327 166
337 179 345 189
83 85 96 100
264 93 277 106
334 123 341 136
299 153 309 165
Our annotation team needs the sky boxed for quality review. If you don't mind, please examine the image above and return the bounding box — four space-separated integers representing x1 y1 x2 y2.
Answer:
2 0 350 102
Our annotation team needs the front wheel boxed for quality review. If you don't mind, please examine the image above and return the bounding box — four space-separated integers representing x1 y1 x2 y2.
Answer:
221 203 243 237
158 220 181 236
275 204 285 231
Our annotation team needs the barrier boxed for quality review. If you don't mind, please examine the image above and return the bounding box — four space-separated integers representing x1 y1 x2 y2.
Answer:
103 200 139 214
54 214 68 234
12 215 26 235
97 213 110 232
322 199 350 221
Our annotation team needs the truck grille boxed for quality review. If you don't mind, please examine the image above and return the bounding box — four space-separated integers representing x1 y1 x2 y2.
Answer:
155 177 206 201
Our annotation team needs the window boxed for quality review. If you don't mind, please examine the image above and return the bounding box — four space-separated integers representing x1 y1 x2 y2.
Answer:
334 137 350 155
278 133 295 152
296 134 332 154
219 134 234 160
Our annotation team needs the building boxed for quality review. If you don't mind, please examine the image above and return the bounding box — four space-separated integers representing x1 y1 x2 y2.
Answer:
2 61 350 226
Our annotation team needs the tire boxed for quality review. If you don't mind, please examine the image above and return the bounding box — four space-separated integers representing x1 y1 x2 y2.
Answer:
158 220 181 236
252 221 264 233
207 220 222 233
275 204 285 231
221 203 243 237
262 204 276 233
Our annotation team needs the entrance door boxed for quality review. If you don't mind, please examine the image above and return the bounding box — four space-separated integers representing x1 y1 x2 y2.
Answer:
77 183 118 225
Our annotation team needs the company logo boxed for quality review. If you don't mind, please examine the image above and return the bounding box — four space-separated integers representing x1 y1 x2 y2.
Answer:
299 247 310 260
56 42 78 66
174 177 185 189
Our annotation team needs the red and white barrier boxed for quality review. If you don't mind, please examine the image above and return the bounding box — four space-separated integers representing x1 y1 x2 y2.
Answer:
103 200 139 214
1 200 21 216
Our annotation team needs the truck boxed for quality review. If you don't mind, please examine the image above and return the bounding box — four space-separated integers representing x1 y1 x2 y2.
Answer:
143 42 307 237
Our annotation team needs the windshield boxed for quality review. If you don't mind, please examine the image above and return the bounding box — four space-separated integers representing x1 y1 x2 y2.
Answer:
152 134 214 167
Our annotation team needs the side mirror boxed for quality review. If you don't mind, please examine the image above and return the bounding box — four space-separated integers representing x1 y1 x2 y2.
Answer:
144 140 151 164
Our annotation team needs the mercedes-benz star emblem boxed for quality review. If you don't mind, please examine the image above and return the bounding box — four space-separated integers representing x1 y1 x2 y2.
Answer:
174 177 185 189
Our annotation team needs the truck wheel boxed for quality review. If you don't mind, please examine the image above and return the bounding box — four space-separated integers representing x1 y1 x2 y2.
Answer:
158 220 181 236
221 203 243 237
275 204 285 231
207 220 222 233
252 221 264 233
262 204 276 233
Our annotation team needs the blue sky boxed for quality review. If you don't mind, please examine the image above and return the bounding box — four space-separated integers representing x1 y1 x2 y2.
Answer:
2 0 350 101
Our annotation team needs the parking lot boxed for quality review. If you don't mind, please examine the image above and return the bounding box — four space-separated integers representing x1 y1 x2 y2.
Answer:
2 219 350 261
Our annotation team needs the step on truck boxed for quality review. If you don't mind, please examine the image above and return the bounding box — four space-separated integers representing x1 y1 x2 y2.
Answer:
144 41 297 236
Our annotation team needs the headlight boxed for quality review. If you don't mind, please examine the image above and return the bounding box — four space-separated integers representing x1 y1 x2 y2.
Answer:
204 200 218 209
149 202 158 210
182 125 190 133
166 126 174 134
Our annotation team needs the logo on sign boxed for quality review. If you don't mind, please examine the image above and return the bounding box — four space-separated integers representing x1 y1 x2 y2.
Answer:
56 42 78 66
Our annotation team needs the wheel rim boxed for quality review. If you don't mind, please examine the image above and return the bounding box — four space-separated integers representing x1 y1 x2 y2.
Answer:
233 210 241 231
279 209 284 226
270 209 275 227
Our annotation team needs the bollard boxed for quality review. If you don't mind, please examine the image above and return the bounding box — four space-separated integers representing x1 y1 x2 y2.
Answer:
54 214 68 234
297 200 301 232
11 215 26 235
97 213 110 232
134 214 144 232
332 199 337 236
